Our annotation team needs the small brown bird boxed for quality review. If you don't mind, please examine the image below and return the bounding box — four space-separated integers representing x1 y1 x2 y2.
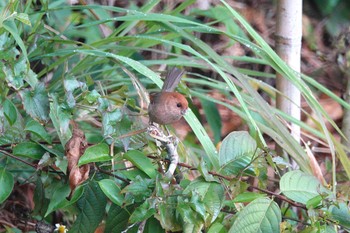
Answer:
148 68 188 125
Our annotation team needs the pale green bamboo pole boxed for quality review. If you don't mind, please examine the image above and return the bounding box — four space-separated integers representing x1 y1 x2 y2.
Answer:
275 0 302 169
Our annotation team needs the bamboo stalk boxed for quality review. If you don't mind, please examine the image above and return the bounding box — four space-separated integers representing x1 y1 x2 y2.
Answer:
275 0 302 168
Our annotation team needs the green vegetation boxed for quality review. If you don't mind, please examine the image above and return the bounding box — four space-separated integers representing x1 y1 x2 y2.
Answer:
0 0 349 232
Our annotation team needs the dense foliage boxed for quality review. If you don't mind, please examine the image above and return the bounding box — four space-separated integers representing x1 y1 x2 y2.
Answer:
0 0 349 232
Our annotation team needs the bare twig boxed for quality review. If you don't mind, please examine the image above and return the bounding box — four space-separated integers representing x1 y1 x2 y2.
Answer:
0 149 37 169
282 216 310 225
250 186 306 210
96 166 130 184
121 222 138 233
137 220 146 233
147 125 179 178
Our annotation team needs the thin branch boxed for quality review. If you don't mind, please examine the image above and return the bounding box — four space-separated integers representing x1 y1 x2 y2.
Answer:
0 149 37 169
137 220 146 233
282 216 310 225
96 166 130 184
250 186 306 210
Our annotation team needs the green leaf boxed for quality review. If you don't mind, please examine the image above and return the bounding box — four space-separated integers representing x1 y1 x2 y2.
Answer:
198 159 217 182
69 181 107 233
2 21 29 65
15 13 31 26
232 192 267 203
229 197 281 233
64 76 83 92
64 76 86 109
101 108 123 138
129 198 157 223
144 217 166 233
37 152 55 168
24 69 39 90
306 195 323 209
66 91 76 109
2 65 24 90
313 0 340 15
114 114 145 151
45 183 71 217
13 142 45 159
272 156 291 170
333 139 350 185
183 177 224 224
69 185 85 204
177 199 203 228
200 98 222 144
219 131 257 175
280 170 333 205
124 150 157 179
6 54 37 88
104 204 133 233
49 94 71 146
25 119 52 143
155 196 182 232
33 177 48 216
3 99 17 126
189 192 207 221
328 202 350 229
0 105 25 145
97 97 109 112
20 83 49 123
208 223 227 233
0 168 14 204
182 191 206 223
78 143 110 166
39 143 65 158
184 109 219 170
98 179 124 206
85 90 101 104
121 176 153 202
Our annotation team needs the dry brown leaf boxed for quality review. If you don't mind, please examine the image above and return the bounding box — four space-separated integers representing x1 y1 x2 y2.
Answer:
303 140 326 185
65 120 89 199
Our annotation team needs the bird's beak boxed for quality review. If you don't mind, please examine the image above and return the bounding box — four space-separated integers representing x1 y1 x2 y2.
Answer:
181 108 189 116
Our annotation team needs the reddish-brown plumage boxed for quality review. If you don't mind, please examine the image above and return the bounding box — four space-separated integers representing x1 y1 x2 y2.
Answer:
148 68 188 125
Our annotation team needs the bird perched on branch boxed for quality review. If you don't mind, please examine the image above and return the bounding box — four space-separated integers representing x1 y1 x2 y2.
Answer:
148 68 188 125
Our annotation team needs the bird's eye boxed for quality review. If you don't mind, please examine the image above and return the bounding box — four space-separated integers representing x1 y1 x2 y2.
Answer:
176 103 182 108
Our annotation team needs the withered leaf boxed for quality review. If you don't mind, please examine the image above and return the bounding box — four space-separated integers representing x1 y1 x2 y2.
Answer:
65 120 89 199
